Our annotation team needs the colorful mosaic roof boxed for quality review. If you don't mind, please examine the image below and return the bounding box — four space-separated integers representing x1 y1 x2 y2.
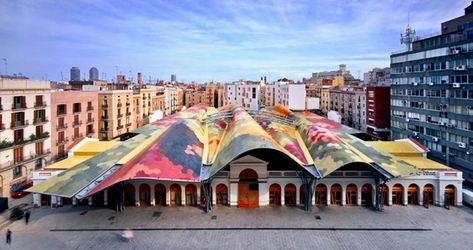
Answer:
28 104 426 199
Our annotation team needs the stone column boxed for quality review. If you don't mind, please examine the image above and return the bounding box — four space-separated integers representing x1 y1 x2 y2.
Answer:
281 187 285 206
88 197 93 206
341 188 346 206
51 195 57 207
259 181 268 206
104 190 108 206
166 188 171 206
181 184 186 206
135 184 140 207
326 190 331 205
150 187 156 206
33 193 40 207
388 187 393 206
196 185 201 206
357 186 362 206
403 188 408 206
296 185 300 206
418 189 424 206
72 197 77 206
230 182 238 207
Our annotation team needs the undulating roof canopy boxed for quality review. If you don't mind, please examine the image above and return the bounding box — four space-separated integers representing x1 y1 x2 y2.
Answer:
28 104 428 199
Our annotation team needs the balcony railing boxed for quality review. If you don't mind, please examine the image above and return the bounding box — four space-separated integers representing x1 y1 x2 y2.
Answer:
0 132 50 152
117 113 123 118
117 103 123 108
0 149 51 170
56 137 69 146
87 106 94 111
10 120 29 129
56 123 68 130
126 102 130 106
57 111 67 117
101 115 109 120
87 118 95 123
34 101 47 108
33 117 49 125
87 130 95 136
117 125 123 129
126 122 132 127
100 127 110 132
126 112 131 116
12 103 27 111
72 133 83 140
73 109 82 114
102 103 108 108
73 120 82 127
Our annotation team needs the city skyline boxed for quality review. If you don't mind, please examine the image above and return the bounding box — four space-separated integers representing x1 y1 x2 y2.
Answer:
0 0 470 82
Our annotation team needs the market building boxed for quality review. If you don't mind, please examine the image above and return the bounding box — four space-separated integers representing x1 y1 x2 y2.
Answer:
28 104 462 211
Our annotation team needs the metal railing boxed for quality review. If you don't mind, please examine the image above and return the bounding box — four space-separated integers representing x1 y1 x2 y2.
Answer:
34 101 47 108
10 120 29 129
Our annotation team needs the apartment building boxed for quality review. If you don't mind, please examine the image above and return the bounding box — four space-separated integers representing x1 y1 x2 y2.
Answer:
330 88 355 128
50 91 98 161
224 82 260 110
366 86 390 140
184 88 206 108
98 90 134 140
390 2 473 182
0 77 51 198
354 88 367 132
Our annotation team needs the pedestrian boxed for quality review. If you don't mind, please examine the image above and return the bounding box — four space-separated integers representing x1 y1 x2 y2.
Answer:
6 229 11 244
25 210 31 225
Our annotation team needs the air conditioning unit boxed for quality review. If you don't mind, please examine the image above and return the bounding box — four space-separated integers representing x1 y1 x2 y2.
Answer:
440 121 447 126
428 82 435 86
455 65 467 71
451 48 461 54
405 118 410 122
413 132 419 136
432 137 439 142
412 82 418 86
458 142 467 148
452 83 461 88
467 105 473 109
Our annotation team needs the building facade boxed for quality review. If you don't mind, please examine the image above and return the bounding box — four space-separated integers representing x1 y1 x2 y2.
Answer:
89 67 99 81
70 67 80 81
0 77 51 198
366 86 390 140
50 91 99 160
98 90 134 140
390 2 473 183
364 67 391 86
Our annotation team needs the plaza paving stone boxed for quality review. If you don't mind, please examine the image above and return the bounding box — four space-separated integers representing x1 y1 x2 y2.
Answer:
1 204 473 249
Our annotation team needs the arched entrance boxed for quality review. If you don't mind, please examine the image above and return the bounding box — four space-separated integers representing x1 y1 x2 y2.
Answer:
154 184 166 206
185 184 197 206
444 185 455 207
361 184 372 206
170 184 182 206
407 184 419 205
284 184 297 206
392 184 403 205
346 184 357 205
124 183 135 206
300 185 306 206
379 184 389 205
315 184 327 205
269 184 281 205
139 184 151 206
41 194 51 206
216 184 228 205
238 169 259 208
331 184 342 205
423 184 434 206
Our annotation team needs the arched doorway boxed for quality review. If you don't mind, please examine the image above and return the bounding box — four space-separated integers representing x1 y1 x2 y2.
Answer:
170 184 182 206
331 184 342 205
185 184 197 206
124 183 135 206
315 184 327 205
284 184 297 206
92 191 104 206
238 169 259 208
423 184 434 206
444 185 455 207
392 184 403 205
269 184 281 206
41 194 51 206
346 184 357 205
379 184 389 205
407 184 419 205
139 184 151 206
154 184 166 206
300 185 306 206
216 184 228 205
361 184 372 206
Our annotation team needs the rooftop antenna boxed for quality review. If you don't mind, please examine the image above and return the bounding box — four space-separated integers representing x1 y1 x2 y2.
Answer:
400 11 417 51
1 58 7 75
60 71 64 81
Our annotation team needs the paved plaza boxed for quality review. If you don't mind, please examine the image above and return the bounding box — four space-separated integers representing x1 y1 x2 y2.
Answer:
1 196 473 249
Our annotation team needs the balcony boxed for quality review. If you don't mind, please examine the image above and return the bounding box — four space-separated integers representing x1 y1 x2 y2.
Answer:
101 115 109 120
117 125 124 130
87 106 94 111
10 120 29 129
33 117 49 125
56 123 68 131
87 130 95 136
0 149 51 170
72 133 83 140
56 137 69 146
126 122 132 127
117 113 123 118
126 112 131 116
86 118 95 124
34 101 47 108
73 110 82 115
100 127 110 132
102 103 108 108
11 103 27 111
0 132 50 152
117 103 123 108
73 120 82 127
57 112 67 117
126 102 130 106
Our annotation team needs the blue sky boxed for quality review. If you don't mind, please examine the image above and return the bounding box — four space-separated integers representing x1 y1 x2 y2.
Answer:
0 0 470 82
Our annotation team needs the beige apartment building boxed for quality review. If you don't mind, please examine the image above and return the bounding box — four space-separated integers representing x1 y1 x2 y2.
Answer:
98 90 134 140
0 77 51 198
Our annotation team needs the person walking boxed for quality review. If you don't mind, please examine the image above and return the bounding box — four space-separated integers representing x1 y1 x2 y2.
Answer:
24 210 31 225
6 229 11 244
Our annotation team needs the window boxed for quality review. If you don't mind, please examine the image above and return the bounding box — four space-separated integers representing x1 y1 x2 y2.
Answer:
35 125 43 136
35 141 44 155
57 104 67 115
35 159 42 169
14 129 24 142
74 127 79 139
73 103 81 113
13 165 22 179
13 147 23 163
35 95 44 107
13 96 26 109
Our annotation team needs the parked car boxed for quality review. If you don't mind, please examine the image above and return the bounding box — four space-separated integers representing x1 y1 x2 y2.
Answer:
10 182 33 198
9 207 24 220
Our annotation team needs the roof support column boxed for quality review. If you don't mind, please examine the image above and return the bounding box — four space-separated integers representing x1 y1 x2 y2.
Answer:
104 190 108 206
298 170 316 212
202 179 213 213
135 183 140 207
374 175 385 211
356 186 362 206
